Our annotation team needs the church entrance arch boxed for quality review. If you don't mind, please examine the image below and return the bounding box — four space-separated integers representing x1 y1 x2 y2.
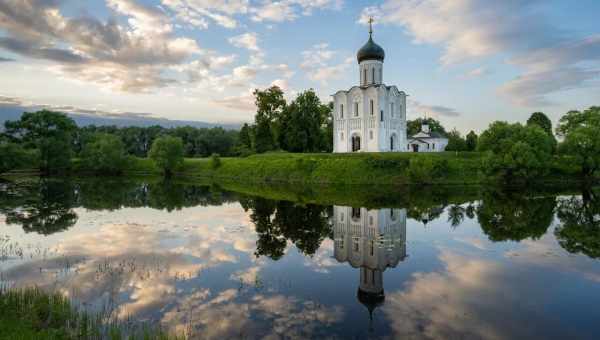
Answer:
351 134 361 152
390 134 397 151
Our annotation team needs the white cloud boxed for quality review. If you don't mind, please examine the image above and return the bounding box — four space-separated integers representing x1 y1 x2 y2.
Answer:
300 44 351 85
250 0 342 23
229 32 260 51
363 0 600 107
409 99 461 118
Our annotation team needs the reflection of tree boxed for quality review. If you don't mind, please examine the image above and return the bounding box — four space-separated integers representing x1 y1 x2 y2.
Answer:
447 204 466 228
555 188 600 259
245 197 331 260
1 179 77 235
476 190 556 242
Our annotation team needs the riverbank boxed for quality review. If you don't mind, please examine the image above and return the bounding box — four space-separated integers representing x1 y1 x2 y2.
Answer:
110 151 583 185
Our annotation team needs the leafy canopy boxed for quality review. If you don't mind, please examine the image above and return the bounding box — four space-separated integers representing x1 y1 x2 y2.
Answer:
149 136 184 177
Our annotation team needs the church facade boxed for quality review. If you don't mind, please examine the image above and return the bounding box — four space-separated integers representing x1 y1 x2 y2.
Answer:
332 22 408 153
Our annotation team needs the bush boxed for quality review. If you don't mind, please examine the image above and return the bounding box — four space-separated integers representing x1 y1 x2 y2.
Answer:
149 136 184 177
80 133 129 175
210 153 222 169
408 157 448 184
0 142 38 173
366 157 409 169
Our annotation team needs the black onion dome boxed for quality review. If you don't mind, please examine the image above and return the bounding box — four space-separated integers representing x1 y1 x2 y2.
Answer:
357 35 385 63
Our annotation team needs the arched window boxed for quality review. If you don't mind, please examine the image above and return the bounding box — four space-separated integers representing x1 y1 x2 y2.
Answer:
363 68 367 86
370 99 374 115
433 143 436 150
354 102 359 116
391 102 395 117
339 104 344 118
380 110 384 122
369 130 373 140
379 68 382 83
372 68 375 84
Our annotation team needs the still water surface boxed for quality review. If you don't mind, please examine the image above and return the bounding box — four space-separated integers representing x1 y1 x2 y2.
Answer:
1 178 599 339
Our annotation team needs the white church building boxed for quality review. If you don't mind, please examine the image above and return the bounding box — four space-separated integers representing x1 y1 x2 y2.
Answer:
332 20 447 153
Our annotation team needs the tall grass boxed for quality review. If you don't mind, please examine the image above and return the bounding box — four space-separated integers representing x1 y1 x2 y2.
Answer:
0 287 181 340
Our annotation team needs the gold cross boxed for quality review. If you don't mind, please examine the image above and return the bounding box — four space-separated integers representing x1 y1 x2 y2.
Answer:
368 17 374 35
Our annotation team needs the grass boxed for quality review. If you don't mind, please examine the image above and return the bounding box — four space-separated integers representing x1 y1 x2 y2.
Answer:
0 287 180 340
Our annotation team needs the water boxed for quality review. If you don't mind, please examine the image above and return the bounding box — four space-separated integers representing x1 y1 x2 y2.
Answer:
1 177 599 339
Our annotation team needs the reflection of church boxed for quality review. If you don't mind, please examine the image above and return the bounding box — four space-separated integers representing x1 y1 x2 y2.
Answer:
332 206 407 326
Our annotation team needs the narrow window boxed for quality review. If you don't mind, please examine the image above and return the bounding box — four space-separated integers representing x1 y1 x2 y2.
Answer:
372 68 375 84
370 240 374 256
340 132 344 141
380 110 384 122
340 104 344 118
391 103 394 117
363 68 367 85
369 130 373 140
370 100 374 115
354 241 359 252
371 270 375 283
433 143 436 150
369 216 373 225
354 102 359 116
379 68 382 83
341 213 344 222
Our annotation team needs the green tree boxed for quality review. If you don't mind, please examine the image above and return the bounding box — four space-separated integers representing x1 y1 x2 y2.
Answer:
445 129 467 151
478 121 554 183
465 131 478 151
556 106 600 137
253 85 286 150
238 123 252 149
80 133 130 175
527 112 553 136
0 142 38 174
407 117 447 136
4 110 77 174
149 136 184 177
278 89 327 152
559 125 600 177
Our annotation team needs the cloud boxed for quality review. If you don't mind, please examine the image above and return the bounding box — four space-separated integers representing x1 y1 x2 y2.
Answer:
250 0 343 23
160 0 248 29
229 32 260 51
212 91 256 111
0 0 206 92
465 66 489 78
300 43 352 85
409 99 461 118
363 0 600 107
0 56 15 62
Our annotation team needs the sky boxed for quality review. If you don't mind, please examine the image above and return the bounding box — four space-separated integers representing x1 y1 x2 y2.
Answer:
1 0 600 133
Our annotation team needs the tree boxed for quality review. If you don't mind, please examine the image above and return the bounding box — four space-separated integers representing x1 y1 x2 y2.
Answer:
465 131 478 151
238 123 252 149
254 117 275 153
407 117 447 136
0 142 38 174
278 90 327 152
478 121 554 183
253 85 286 150
4 110 77 174
559 125 600 177
556 106 600 137
527 112 553 136
80 133 130 175
149 136 184 177
445 129 467 151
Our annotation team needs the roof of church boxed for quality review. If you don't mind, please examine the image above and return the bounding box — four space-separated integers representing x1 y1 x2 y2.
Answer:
409 131 447 139
357 35 385 63
357 20 385 63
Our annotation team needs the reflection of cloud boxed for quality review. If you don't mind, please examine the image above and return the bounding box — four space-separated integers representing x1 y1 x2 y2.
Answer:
163 291 345 339
303 239 341 273
382 249 564 339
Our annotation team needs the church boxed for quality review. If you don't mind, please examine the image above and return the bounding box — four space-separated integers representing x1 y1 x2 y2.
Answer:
332 20 447 153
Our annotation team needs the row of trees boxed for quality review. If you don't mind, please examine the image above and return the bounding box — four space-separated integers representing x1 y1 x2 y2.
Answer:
0 110 238 175
238 86 333 154
477 107 600 183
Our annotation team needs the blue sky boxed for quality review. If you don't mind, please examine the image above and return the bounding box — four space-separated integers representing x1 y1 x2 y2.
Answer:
1 0 600 133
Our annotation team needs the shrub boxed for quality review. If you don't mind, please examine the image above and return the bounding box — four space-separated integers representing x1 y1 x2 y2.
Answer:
366 157 409 169
0 142 38 173
210 153 222 169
